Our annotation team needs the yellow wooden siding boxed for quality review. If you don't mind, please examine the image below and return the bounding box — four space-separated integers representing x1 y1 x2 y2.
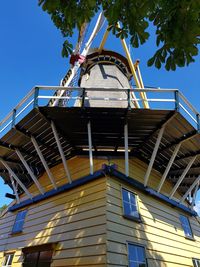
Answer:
0 176 107 267
0 156 199 267
19 156 107 201
106 177 200 267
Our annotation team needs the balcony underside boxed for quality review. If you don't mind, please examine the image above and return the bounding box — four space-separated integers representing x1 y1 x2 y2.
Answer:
0 106 200 198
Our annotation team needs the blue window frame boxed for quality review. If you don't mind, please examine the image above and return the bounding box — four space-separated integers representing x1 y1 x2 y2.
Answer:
128 243 147 267
12 210 27 234
179 215 193 238
122 188 140 220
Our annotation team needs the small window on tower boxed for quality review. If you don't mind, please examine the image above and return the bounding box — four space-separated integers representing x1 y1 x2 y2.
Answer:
12 210 27 234
179 215 193 239
2 253 14 267
122 188 140 221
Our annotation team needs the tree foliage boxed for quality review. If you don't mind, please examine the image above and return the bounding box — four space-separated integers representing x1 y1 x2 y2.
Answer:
0 204 7 214
39 0 200 70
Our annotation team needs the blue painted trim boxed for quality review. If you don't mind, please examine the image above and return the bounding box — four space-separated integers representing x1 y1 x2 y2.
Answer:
9 169 105 212
106 166 197 217
9 164 197 216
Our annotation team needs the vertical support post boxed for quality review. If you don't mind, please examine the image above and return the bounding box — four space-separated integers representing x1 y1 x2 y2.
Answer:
33 87 39 108
11 109 16 128
127 89 131 110
82 88 86 108
174 90 180 112
87 121 93 175
124 123 129 177
196 114 200 133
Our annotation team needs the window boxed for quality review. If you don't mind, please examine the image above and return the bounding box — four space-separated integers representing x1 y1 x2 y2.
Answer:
22 245 53 267
128 243 147 267
179 215 193 239
193 259 200 267
2 253 14 267
12 210 27 234
122 188 140 220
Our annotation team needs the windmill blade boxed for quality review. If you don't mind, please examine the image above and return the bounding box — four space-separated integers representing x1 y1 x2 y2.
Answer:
74 21 89 54
49 12 105 107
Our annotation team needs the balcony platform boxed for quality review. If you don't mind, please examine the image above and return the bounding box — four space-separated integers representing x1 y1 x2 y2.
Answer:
0 87 200 203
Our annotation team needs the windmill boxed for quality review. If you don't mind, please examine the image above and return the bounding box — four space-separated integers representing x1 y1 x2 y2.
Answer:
49 12 149 109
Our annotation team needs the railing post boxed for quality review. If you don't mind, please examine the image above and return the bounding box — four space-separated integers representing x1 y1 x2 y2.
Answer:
33 87 39 108
81 88 86 108
196 114 200 133
127 89 131 110
11 109 16 128
174 90 180 112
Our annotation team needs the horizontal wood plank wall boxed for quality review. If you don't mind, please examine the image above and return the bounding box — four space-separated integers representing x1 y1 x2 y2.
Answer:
106 177 200 267
0 176 107 267
19 156 107 201
0 156 198 267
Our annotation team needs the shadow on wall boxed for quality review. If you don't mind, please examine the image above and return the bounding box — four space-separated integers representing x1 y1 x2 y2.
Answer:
106 176 198 267
1 177 107 266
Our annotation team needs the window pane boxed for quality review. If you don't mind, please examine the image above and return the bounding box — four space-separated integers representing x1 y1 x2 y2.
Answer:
179 215 193 237
128 244 146 267
128 245 137 261
130 193 137 205
12 210 27 234
8 254 14 265
129 262 137 267
122 189 129 202
3 255 9 265
122 189 139 219
130 205 139 218
192 259 200 267
137 246 145 262
124 202 132 216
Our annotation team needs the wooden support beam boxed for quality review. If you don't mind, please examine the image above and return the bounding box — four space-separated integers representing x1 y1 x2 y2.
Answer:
157 143 181 193
169 155 197 199
15 149 45 194
192 181 199 207
118 22 148 109
144 126 165 187
0 159 32 199
31 136 57 189
124 123 129 177
14 126 59 159
10 175 20 204
180 176 200 204
87 121 94 175
51 121 72 183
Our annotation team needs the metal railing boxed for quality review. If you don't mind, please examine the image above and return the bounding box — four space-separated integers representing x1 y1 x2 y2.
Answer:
0 86 199 137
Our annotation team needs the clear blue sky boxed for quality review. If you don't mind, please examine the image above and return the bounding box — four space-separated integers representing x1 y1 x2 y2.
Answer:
0 1 200 207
